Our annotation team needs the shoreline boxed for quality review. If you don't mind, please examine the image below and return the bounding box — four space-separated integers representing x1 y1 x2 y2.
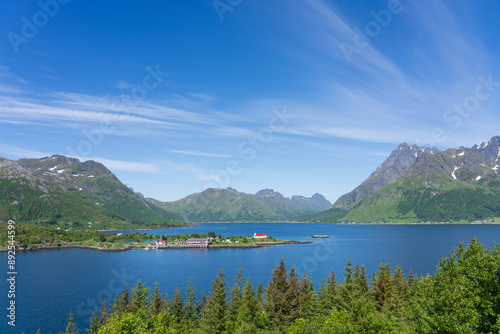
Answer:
3 240 312 253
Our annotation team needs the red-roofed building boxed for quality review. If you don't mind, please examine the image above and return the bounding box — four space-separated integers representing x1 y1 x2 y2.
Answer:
253 233 267 239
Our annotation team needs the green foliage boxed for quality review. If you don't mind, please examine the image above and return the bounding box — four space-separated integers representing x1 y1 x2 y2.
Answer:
82 239 499 334
131 280 150 313
296 208 349 223
61 310 79 334
397 187 500 221
200 269 229 333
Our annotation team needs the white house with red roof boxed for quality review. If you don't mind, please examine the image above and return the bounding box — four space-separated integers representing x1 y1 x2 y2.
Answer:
253 233 267 239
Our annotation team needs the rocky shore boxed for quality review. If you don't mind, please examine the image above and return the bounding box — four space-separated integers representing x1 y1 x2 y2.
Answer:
3 240 312 253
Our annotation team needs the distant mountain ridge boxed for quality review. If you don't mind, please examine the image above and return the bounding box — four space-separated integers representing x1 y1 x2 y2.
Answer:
303 136 500 223
147 188 331 222
0 155 181 226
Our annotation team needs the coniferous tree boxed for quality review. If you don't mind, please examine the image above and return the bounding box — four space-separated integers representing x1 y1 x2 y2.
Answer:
298 272 316 319
353 265 369 297
339 259 355 310
228 264 245 326
234 279 261 332
287 266 300 324
113 285 130 314
317 268 338 315
171 287 184 323
61 310 79 334
242 279 259 320
256 281 265 308
149 282 166 316
392 265 408 316
265 258 290 330
197 290 208 316
373 263 394 311
183 278 198 325
201 269 228 333
407 269 417 294
130 280 149 313
87 300 109 334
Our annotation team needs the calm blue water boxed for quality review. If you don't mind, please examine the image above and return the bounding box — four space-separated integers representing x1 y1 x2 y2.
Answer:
1 223 499 334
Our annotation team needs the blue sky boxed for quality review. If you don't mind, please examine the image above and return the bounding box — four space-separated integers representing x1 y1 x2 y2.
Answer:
1 0 500 203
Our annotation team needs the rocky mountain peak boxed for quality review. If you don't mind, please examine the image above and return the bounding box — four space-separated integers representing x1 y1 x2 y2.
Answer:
473 135 500 163
0 157 34 180
17 155 114 179
255 189 283 197
333 142 438 210
311 193 331 207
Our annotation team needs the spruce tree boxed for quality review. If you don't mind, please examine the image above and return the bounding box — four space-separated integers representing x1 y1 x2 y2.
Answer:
113 284 130 314
353 264 369 297
392 265 409 318
61 310 79 334
201 268 228 333
183 278 198 325
317 268 338 314
407 269 417 294
339 259 355 310
235 279 260 331
265 258 289 330
256 281 265 308
373 263 394 311
87 300 109 334
228 264 245 324
130 280 149 313
287 266 300 323
171 287 184 323
197 290 208 316
242 279 259 319
298 272 316 319
150 282 166 315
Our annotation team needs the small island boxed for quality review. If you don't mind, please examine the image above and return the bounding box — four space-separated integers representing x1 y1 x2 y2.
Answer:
0 224 310 252
311 235 331 238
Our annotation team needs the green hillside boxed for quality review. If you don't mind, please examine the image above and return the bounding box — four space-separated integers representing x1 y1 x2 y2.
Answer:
148 188 331 222
296 207 348 223
0 155 183 229
305 137 500 223
148 188 282 222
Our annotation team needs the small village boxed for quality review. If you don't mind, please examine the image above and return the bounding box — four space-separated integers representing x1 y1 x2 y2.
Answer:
146 232 271 250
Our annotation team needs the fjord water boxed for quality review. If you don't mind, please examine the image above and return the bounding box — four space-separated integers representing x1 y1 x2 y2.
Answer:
2 223 500 334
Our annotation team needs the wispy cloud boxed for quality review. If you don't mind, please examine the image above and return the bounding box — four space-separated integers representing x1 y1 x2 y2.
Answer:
115 80 135 90
0 142 52 159
83 157 160 174
0 89 261 142
255 0 499 147
167 149 235 159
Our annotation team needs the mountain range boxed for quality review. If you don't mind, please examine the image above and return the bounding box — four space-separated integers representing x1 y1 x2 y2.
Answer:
0 155 330 226
0 155 181 227
146 188 331 222
2 136 499 226
302 136 500 223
